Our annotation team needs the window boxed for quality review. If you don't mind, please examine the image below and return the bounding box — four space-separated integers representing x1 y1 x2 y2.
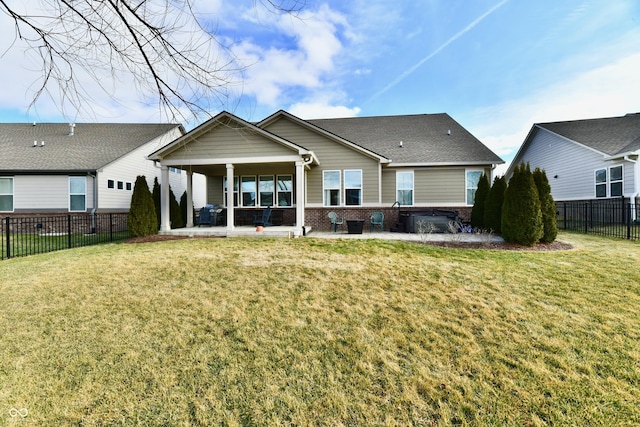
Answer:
396 171 414 206
595 168 607 198
323 170 341 206
466 170 484 205
241 176 256 206
169 167 181 174
277 175 293 206
107 179 114 189
126 182 132 191
223 176 239 207
610 165 623 197
344 170 362 206
259 175 274 207
0 177 14 212
117 181 124 190
595 165 624 198
69 177 86 212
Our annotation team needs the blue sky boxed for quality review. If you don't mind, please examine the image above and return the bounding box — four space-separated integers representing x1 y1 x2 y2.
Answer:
1 0 640 174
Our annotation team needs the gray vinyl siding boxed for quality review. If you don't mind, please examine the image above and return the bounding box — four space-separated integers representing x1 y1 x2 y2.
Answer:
518 128 636 200
263 118 380 204
163 125 295 161
12 175 94 212
381 169 396 203
415 168 465 204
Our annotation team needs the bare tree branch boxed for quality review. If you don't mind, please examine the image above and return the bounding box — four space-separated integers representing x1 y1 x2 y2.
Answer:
0 0 306 122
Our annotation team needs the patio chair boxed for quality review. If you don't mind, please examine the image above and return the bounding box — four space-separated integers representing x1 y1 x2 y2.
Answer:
370 211 384 232
328 211 344 232
253 206 273 227
196 207 213 226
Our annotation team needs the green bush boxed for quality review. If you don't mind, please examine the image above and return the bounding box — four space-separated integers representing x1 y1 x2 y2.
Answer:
533 168 558 243
502 163 542 246
128 176 158 237
484 175 506 234
152 177 161 229
470 173 490 229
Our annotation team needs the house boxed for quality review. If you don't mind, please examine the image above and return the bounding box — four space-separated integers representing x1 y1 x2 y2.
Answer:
148 110 503 235
0 122 203 215
507 113 640 204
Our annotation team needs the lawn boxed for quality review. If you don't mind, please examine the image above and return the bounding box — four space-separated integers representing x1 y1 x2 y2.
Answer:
1 232 639 425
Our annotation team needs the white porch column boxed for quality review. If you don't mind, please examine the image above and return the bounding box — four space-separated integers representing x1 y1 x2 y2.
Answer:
295 161 305 235
160 165 171 231
186 170 194 227
226 163 235 231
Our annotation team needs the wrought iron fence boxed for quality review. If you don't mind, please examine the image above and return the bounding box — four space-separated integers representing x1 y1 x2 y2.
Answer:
557 200 639 241
1 213 129 260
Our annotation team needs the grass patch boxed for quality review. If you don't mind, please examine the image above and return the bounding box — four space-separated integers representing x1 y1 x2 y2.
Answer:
1 232 639 425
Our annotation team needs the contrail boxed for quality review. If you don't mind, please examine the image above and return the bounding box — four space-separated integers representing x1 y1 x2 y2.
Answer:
368 0 510 102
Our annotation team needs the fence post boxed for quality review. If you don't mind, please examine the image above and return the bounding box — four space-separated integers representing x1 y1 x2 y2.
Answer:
627 202 632 240
67 215 72 249
4 217 10 259
110 213 114 242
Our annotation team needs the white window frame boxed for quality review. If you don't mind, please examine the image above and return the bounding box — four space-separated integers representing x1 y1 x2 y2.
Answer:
258 175 274 207
466 169 484 206
240 175 257 207
69 176 87 212
223 176 239 207
595 165 624 198
396 171 414 206
0 177 14 212
323 170 341 207
344 169 362 206
276 175 293 207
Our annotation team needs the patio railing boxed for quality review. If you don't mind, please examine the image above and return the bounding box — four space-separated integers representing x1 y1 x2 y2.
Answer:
2 213 129 260
557 200 639 241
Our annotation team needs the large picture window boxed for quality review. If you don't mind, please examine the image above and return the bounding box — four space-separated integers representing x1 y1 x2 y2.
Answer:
277 175 293 206
344 170 362 206
69 177 86 212
0 177 14 212
466 170 484 205
259 175 274 207
595 165 623 198
323 170 341 206
396 171 413 206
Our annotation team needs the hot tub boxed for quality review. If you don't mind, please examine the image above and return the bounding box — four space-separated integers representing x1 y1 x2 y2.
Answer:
397 209 459 233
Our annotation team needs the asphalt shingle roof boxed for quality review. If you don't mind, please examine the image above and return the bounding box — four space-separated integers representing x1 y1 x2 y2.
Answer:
538 113 640 156
0 123 181 172
308 113 503 164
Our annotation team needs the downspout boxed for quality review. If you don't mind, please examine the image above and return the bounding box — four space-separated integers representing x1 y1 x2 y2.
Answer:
87 172 97 234
624 155 639 220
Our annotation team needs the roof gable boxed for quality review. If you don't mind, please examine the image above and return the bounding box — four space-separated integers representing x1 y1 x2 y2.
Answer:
0 123 182 172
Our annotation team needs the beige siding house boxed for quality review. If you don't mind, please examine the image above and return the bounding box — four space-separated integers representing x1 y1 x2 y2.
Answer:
148 110 503 235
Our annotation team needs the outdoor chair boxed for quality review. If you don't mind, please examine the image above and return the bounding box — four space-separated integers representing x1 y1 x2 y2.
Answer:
253 206 273 227
370 211 384 232
196 207 213 226
328 211 344 232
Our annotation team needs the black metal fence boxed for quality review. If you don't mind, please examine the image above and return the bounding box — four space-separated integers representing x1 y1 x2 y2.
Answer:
1 213 129 260
557 200 639 241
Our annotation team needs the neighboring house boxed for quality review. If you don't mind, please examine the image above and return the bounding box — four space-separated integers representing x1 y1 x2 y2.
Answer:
507 113 640 204
148 110 503 235
0 122 204 215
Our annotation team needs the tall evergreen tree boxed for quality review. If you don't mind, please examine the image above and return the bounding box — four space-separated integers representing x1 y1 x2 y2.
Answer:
169 186 184 228
152 177 161 229
533 168 558 243
502 163 543 246
484 175 507 234
128 176 157 237
470 173 490 229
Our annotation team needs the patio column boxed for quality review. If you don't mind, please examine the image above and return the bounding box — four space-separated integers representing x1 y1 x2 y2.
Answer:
295 160 305 235
160 165 171 231
226 163 235 231
186 170 194 227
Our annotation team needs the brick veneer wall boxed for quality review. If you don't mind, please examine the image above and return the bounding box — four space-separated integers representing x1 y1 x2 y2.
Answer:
305 207 471 232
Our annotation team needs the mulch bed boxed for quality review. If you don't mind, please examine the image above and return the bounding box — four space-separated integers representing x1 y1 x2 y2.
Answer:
125 234 573 251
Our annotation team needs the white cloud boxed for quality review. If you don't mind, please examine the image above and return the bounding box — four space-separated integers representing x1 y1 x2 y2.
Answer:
288 101 360 119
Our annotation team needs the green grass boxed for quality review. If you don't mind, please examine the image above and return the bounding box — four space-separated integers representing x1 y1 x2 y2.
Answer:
1 232 639 425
